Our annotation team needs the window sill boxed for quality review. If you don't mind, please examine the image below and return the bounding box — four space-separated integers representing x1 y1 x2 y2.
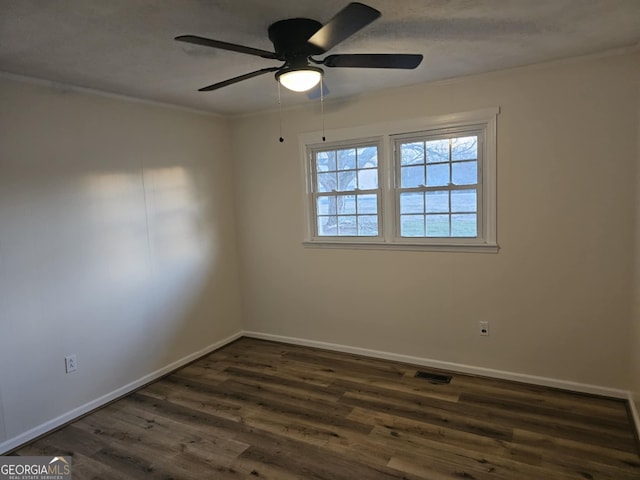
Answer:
302 240 499 253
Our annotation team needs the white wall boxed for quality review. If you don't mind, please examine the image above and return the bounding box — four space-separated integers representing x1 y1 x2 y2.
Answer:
231 51 640 390
0 77 243 450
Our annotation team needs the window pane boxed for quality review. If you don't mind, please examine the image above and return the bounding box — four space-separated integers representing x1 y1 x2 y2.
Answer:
337 171 356 191
357 194 377 214
357 168 378 190
426 214 450 237
451 214 477 237
426 164 449 187
426 139 449 163
400 192 424 214
316 151 336 172
357 146 378 168
451 189 476 213
317 172 336 192
337 149 356 170
318 216 337 236
452 136 477 161
358 215 378 236
425 190 449 213
338 195 355 215
401 165 425 188
401 142 424 166
337 215 356 235
401 214 425 237
316 196 336 215
452 161 477 185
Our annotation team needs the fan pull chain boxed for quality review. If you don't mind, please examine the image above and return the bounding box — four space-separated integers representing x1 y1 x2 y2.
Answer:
277 82 284 143
320 77 326 142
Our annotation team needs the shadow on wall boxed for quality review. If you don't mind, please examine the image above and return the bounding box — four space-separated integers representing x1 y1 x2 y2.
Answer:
0 162 232 440
79 166 223 368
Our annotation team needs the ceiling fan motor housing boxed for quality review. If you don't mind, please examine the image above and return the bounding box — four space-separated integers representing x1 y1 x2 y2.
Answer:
268 18 324 59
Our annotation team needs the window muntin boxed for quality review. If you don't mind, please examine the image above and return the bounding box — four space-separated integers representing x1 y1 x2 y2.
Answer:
395 130 482 239
311 144 381 237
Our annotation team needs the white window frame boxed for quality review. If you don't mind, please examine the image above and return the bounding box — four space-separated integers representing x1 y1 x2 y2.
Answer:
392 126 486 245
300 107 499 253
308 139 384 241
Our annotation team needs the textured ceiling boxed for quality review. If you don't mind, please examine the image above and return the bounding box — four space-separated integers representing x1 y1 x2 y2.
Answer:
1 0 638 116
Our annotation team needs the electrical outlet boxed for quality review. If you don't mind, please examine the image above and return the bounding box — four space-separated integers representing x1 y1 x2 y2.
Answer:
479 321 489 336
65 354 77 373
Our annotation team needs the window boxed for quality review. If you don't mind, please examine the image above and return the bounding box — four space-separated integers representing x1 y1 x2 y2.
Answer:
396 130 482 238
301 108 498 252
311 143 381 237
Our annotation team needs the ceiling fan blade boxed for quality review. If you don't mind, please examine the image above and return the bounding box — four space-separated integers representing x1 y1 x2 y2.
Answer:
307 2 381 53
175 35 279 60
322 54 423 69
198 67 280 92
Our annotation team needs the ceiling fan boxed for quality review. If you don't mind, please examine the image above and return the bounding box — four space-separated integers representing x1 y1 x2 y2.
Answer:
175 2 423 93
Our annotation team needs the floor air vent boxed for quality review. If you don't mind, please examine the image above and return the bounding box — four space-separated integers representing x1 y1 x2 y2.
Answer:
414 371 452 384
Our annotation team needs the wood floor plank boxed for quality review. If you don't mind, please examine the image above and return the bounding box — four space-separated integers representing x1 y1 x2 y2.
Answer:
74 409 247 480
338 379 636 452
142 379 249 422
340 389 515 442
512 428 640 471
448 374 630 419
217 366 346 403
458 391 633 431
347 406 539 465
13 338 640 479
374 423 636 480
235 439 425 480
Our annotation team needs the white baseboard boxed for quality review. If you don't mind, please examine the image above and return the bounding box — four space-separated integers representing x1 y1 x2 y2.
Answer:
0 331 243 455
243 331 630 399
629 392 640 440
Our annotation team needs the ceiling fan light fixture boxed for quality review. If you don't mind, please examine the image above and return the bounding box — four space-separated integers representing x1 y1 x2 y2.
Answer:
276 67 323 92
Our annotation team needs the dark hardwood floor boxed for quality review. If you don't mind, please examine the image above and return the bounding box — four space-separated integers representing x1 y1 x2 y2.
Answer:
15 338 640 479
